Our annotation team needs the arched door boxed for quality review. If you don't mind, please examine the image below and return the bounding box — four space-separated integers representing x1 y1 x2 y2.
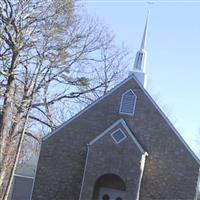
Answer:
98 187 125 200
92 174 126 200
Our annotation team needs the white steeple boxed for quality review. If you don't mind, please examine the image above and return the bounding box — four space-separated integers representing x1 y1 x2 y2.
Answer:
133 11 149 88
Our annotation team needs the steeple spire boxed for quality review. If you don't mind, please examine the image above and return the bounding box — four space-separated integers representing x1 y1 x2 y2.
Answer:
140 11 149 51
134 11 149 71
133 11 150 88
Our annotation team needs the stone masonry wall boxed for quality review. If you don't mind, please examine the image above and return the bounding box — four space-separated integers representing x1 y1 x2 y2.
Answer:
79 122 143 200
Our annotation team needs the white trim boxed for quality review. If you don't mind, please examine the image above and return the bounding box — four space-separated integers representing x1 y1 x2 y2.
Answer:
119 89 137 116
14 174 34 179
132 74 200 165
136 154 147 200
88 119 147 155
79 145 90 200
111 128 127 144
43 75 136 140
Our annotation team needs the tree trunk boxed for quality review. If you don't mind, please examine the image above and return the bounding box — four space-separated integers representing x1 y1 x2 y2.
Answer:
3 115 28 200
0 52 19 199
0 117 27 200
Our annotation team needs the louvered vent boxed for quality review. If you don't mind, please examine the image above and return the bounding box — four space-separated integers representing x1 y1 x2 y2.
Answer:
111 129 127 144
119 90 137 116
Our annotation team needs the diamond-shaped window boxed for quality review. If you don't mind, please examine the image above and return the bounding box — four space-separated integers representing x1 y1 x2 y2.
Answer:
111 129 127 144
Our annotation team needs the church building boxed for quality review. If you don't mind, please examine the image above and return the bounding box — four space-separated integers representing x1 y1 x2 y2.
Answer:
32 15 200 200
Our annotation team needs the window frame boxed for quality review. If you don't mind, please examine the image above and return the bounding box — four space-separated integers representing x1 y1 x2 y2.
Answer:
119 89 137 116
111 128 127 144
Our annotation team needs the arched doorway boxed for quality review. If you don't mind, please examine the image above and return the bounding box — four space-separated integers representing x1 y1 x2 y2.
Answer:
92 174 126 200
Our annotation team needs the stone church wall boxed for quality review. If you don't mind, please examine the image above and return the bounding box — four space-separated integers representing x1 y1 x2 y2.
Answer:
32 77 200 200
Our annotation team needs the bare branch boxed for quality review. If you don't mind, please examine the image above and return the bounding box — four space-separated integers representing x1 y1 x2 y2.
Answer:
25 132 41 143
29 116 55 129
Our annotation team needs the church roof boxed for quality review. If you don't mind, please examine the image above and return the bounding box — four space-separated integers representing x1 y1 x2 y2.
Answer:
43 74 200 166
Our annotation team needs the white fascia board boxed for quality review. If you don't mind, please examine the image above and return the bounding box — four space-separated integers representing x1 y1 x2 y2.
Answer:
89 118 147 155
132 74 200 166
43 75 136 141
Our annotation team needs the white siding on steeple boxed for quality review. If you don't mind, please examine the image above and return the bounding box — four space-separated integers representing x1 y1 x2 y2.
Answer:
132 11 149 88
119 90 137 116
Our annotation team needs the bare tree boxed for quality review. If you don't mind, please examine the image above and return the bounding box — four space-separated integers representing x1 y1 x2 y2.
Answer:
0 0 129 198
40 43 130 127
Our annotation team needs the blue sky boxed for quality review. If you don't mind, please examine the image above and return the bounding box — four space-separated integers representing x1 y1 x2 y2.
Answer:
84 1 200 155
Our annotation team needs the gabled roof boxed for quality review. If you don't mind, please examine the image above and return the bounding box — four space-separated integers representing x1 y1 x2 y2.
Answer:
88 118 148 156
43 74 200 166
43 74 136 141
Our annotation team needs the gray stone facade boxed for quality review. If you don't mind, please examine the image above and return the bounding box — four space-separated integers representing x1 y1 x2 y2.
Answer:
79 119 146 200
32 75 200 200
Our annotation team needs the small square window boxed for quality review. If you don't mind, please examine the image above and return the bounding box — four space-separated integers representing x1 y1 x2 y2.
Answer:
111 129 127 144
